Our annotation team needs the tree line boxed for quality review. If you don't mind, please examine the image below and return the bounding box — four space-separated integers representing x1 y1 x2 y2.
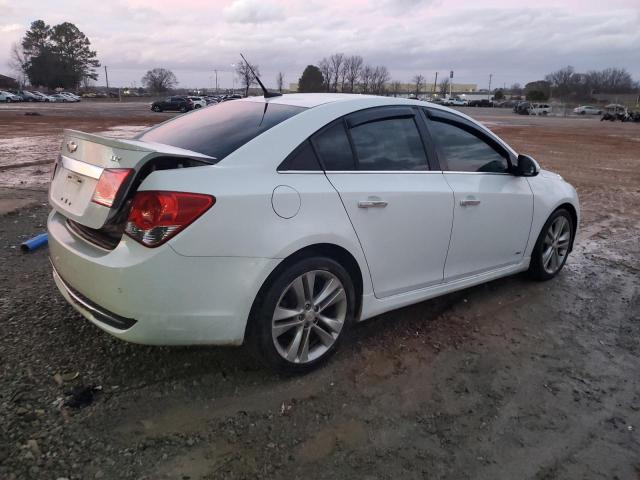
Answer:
298 54 391 95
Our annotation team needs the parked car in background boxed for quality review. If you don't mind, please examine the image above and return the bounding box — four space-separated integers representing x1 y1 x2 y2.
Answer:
204 96 219 105
468 99 494 107
60 92 81 102
48 93 579 372
529 103 551 115
151 96 194 112
514 101 531 114
443 97 468 106
573 105 602 115
49 93 71 102
31 92 53 102
221 94 243 102
187 96 207 109
0 90 21 102
11 90 39 102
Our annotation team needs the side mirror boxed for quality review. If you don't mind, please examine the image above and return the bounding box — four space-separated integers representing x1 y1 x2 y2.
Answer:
514 154 540 177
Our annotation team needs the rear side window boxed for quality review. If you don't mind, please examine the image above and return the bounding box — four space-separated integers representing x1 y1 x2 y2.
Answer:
350 117 428 171
279 140 322 171
312 122 355 171
429 119 509 173
138 101 306 161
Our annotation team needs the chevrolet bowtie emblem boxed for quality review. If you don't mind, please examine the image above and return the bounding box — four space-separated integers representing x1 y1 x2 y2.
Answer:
66 141 78 153
110 154 122 163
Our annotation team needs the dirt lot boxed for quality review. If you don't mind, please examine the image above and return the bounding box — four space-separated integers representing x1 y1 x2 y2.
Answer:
1 102 639 480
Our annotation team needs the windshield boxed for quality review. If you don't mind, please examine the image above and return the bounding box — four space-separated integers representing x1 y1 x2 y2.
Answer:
137 101 306 161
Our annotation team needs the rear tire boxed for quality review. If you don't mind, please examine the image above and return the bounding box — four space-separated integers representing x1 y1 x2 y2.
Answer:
180 105 187 113
528 208 574 281
152 105 161 112
246 257 356 374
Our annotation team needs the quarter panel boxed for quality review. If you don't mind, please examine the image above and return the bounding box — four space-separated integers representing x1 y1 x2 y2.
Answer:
139 166 374 296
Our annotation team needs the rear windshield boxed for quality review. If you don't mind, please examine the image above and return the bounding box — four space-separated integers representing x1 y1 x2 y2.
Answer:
137 101 306 161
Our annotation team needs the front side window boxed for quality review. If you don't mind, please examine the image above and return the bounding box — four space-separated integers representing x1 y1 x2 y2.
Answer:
350 117 428 171
312 122 355 171
138 101 306 161
429 119 509 173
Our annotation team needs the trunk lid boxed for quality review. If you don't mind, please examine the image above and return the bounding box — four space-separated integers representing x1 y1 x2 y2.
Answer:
49 129 214 229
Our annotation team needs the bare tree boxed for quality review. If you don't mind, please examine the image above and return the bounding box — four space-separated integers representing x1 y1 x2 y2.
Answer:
510 83 523 95
318 57 331 92
438 78 450 95
390 80 402 97
8 43 28 87
412 74 425 97
371 66 390 95
360 65 373 93
141 68 178 93
345 55 363 93
329 53 344 92
235 60 260 97
545 66 575 99
276 72 285 92
586 67 635 93
339 57 350 92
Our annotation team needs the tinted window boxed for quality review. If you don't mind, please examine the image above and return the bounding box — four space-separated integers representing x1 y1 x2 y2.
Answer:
429 119 509 173
313 122 355 170
279 140 321 171
138 101 306 161
350 117 427 171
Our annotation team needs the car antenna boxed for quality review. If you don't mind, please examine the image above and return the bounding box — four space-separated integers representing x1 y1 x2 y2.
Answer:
240 53 282 98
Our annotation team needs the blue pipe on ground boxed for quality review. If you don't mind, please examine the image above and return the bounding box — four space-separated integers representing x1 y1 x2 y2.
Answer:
21 233 48 252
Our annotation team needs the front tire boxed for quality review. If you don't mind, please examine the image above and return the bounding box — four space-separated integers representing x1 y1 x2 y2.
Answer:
152 105 161 112
247 257 356 373
528 209 574 281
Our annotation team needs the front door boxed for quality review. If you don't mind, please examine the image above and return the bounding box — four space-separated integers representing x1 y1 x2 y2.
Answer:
425 110 533 280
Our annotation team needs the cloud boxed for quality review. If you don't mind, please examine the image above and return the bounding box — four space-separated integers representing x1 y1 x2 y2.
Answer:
223 0 284 23
0 0 638 88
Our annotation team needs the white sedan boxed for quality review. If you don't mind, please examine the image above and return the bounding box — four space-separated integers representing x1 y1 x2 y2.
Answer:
573 105 602 115
47 94 579 372
0 90 21 102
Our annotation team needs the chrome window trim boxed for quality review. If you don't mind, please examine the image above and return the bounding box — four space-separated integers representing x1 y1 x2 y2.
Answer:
324 170 444 174
60 155 103 180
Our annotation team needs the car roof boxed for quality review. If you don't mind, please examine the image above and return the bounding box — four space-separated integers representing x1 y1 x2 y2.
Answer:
241 92 461 112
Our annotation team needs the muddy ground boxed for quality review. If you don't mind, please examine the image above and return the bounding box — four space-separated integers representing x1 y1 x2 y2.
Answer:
0 102 639 480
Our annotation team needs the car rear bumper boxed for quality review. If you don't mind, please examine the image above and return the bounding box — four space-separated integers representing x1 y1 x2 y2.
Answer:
48 210 280 346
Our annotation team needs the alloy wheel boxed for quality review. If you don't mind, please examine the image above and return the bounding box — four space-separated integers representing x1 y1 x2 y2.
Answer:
542 216 571 274
271 270 347 364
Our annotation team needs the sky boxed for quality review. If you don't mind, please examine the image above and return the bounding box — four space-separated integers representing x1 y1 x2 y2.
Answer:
1 0 639 90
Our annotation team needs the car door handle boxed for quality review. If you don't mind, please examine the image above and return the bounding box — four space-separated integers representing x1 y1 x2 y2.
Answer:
358 199 388 208
459 198 481 207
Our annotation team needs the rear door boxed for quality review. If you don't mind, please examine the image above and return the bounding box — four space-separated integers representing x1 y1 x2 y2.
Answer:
316 107 454 298
425 109 533 280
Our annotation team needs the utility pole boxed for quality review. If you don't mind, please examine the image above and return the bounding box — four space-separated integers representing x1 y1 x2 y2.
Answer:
433 72 438 96
104 65 109 90
214 69 218 94
488 73 493 100
449 70 453 98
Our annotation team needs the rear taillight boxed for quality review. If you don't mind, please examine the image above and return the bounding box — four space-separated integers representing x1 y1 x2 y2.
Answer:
92 168 133 207
124 191 215 247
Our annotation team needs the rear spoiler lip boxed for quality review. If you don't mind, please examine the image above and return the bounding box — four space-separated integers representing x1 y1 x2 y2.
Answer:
63 129 218 164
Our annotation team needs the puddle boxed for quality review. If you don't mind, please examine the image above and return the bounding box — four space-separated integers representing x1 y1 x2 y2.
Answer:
0 124 150 189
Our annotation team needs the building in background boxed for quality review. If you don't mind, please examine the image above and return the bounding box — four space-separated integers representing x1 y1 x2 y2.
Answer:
0 74 18 90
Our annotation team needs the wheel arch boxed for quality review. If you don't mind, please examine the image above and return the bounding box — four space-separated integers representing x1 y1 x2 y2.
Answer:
245 242 365 341
555 202 578 252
